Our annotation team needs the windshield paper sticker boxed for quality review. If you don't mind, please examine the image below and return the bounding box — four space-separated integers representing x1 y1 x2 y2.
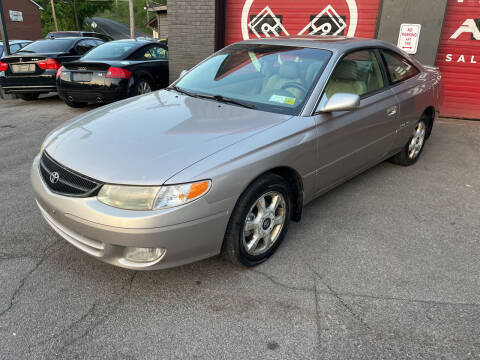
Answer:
269 94 296 105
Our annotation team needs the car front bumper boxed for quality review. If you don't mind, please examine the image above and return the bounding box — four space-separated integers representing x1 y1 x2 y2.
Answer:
31 154 231 270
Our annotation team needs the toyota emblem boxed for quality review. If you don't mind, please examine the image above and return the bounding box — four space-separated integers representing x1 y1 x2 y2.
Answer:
49 171 60 184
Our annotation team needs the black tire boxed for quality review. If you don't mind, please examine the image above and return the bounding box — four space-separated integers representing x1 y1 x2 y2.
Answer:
222 173 292 266
390 114 429 166
133 78 152 96
64 99 88 108
19 93 40 101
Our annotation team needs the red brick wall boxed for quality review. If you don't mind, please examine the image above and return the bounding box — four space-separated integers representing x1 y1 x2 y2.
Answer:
1 0 42 41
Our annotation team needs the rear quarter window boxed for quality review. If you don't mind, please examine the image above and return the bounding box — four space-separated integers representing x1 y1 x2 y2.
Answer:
381 50 420 84
19 40 73 53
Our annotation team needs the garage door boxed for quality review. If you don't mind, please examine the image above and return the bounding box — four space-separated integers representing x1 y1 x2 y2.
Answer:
435 0 480 120
225 0 382 45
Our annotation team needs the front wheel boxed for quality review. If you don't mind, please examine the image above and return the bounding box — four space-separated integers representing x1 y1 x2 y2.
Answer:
390 116 428 166
222 173 291 266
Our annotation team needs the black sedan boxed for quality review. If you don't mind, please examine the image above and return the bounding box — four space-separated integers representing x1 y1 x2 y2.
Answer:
0 37 104 100
56 39 169 107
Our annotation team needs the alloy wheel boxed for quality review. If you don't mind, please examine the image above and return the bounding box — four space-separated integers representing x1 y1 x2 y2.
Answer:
242 191 286 256
408 121 426 159
138 81 151 94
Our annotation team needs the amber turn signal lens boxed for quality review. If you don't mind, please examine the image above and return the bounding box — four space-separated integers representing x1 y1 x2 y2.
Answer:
187 181 210 199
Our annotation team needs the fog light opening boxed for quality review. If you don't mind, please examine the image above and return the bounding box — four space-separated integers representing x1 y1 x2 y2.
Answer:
123 247 166 263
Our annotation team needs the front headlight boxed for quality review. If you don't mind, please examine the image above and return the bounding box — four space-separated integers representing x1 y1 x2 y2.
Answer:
97 180 211 211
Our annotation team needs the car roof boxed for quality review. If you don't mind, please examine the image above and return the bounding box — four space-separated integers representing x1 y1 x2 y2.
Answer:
113 38 157 43
236 36 396 52
42 36 101 41
106 39 159 47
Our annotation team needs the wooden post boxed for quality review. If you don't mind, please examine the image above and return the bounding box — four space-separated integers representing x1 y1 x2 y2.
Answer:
50 0 58 32
73 0 80 31
129 0 134 39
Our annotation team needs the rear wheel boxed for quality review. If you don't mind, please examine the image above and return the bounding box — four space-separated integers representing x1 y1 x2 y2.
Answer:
222 173 291 266
134 78 152 96
19 93 40 101
390 115 428 166
64 98 87 108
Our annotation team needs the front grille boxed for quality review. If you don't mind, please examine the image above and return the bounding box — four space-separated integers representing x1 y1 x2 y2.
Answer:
39 152 102 197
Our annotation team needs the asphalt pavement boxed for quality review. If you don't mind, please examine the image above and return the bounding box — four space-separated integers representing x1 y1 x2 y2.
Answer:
85 17 148 40
0 95 479 359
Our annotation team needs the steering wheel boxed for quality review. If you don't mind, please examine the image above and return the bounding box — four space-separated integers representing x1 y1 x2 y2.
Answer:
281 82 308 98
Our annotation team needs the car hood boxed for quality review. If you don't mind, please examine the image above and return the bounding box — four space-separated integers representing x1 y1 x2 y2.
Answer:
44 90 291 185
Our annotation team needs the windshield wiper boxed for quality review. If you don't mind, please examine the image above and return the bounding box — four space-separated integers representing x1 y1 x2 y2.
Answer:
16 50 36 53
167 85 197 98
198 94 256 109
167 86 255 109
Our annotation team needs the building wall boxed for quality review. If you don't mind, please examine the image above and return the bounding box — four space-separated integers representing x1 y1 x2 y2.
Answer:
158 13 168 39
376 0 448 65
1 0 42 41
167 0 217 82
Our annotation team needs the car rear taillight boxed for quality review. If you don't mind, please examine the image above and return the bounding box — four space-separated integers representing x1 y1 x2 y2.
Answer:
106 67 131 79
38 58 60 70
0 61 8 71
56 66 64 79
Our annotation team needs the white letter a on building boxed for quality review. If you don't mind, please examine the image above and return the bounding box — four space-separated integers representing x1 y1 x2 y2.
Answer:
450 19 480 40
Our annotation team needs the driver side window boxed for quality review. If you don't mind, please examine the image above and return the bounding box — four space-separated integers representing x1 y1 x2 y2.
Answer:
324 50 385 99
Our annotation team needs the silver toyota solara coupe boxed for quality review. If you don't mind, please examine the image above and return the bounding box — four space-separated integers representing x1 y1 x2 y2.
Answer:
32 36 443 270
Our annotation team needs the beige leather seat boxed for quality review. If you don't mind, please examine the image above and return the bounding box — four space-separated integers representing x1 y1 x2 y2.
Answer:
305 61 325 87
262 61 305 98
325 60 367 98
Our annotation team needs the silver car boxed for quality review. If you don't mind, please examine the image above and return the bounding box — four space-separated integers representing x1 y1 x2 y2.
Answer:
31 37 443 270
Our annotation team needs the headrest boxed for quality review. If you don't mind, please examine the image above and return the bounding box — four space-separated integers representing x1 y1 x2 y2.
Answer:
333 60 359 81
306 61 324 82
278 62 298 79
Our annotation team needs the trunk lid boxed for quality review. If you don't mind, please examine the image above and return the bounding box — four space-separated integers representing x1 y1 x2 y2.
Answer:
60 61 113 88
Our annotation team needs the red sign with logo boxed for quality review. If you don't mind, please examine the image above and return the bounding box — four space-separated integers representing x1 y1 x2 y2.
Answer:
436 0 480 119
224 0 382 45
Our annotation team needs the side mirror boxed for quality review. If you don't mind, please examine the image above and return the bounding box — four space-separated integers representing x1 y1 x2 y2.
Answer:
179 69 188 78
318 93 360 113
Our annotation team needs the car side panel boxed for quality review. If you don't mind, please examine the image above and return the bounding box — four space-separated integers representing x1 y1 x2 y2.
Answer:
165 116 319 210
389 72 437 151
313 88 399 193
129 60 169 89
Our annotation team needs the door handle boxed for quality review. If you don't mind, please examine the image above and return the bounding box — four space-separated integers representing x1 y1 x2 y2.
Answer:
387 106 397 117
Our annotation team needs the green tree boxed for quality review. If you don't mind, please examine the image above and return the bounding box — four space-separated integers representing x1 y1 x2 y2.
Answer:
38 0 113 36
97 0 166 36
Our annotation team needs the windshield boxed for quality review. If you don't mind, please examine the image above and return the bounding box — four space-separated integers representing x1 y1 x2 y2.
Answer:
82 42 136 60
18 39 72 53
174 44 331 115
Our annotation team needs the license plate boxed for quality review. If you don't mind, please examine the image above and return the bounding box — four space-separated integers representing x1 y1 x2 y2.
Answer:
72 72 93 82
11 64 35 73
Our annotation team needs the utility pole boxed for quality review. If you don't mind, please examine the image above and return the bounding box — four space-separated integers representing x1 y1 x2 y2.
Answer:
50 0 58 32
73 0 80 31
129 0 134 39
145 0 150 23
0 0 10 56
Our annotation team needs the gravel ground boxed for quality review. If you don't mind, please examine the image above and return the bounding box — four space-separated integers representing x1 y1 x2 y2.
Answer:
0 94 479 359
